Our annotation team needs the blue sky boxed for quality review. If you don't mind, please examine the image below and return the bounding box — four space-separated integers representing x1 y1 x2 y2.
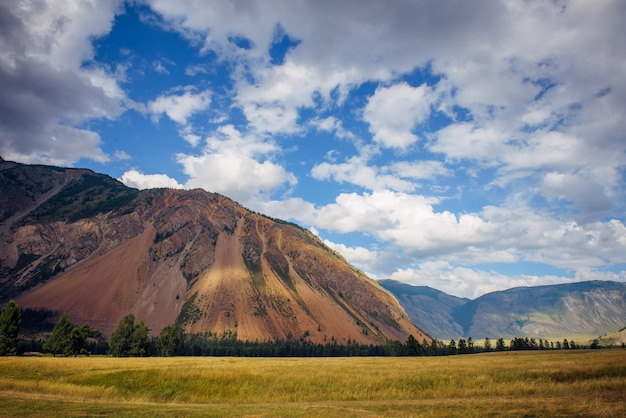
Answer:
1 0 625 298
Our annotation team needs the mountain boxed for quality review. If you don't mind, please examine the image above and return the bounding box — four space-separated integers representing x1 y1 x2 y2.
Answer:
380 279 626 341
0 159 428 345
377 280 467 339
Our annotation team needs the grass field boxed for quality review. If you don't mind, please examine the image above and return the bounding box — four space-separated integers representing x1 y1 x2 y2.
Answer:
0 350 624 417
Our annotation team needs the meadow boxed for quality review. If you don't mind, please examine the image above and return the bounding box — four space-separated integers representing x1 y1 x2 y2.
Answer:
0 350 624 417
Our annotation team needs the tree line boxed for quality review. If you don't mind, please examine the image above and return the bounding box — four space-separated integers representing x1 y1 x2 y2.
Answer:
0 300 619 357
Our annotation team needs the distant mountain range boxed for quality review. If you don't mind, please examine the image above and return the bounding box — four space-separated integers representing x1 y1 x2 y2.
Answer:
0 158 427 345
380 279 626 341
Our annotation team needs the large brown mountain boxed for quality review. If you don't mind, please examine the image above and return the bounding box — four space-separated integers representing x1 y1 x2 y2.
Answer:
0 158 428 344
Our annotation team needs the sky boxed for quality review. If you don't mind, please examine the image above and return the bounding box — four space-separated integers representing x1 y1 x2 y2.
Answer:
1 0 626 299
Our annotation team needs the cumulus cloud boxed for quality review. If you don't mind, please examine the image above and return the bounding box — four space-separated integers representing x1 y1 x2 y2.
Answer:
178 152 296 204
542 172 612 219
169 124 296 205
147 87 212 146
311 156 416 193
309 117 354 141
389 160 451 180
148 88 211 125
120 169 183 190
311 190 497 258
204 125 278 157
388 262 571 300
364 82 433 149
0 0 126 166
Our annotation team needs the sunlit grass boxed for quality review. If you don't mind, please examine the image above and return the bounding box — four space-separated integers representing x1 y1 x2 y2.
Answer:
1 350 624 416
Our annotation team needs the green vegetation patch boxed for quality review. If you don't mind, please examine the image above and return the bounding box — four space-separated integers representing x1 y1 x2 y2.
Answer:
22 173 139 224
176 292 202 326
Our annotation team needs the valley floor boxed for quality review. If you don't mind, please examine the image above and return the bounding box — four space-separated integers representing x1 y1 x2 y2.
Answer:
0 350 624 417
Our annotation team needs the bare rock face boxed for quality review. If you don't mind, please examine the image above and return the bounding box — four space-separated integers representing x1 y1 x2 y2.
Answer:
1 160 429 344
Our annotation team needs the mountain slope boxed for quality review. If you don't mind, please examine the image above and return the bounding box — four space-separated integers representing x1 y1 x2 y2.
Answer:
455 281 626 340
378 279 467 339
381 279 626 340
1 159 427 344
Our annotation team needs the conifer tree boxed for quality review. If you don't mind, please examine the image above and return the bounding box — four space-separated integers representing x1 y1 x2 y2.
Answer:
495 337 506 351
43 313 74 356
484 337 492 352
0 300 21 355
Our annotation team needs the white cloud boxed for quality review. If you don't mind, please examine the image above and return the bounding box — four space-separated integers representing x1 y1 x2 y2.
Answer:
291 190 626 278
11 0 122 70
4 125 109 166
204 125 278 157
172 124 295 209
364 82 433 149
311 190 496 257
147 88 212 146
185 64 210 76
113 150 131 161
148 88 211 125
234 60 354 134
388 262 570 300
177 152 297 205
0 0 125 166
431 123 508 166
179 126 202 147
239 101 300 135
323 240 379 267
542 172 612 218
390 160 451 180
119 170 183 190
153 58 175 74
309 116 355 141
311 156 416 193
387 261 626 300
257 197 317 223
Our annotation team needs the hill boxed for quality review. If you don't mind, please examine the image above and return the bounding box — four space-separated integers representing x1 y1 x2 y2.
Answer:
380 279 626 340
0 159 427 345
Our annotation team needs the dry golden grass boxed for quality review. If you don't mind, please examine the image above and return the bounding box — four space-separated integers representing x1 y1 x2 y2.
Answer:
0 350 624 417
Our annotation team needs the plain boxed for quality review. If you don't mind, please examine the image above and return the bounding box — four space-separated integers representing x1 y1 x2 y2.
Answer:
0 349 624 417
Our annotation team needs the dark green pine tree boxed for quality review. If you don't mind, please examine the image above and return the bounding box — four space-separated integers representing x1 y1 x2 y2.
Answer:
448 339 457 355
484 337 492 352
43 313 74 356
458 338 467 354
405 334 421 355
495 337 506 351
0 300 22 355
